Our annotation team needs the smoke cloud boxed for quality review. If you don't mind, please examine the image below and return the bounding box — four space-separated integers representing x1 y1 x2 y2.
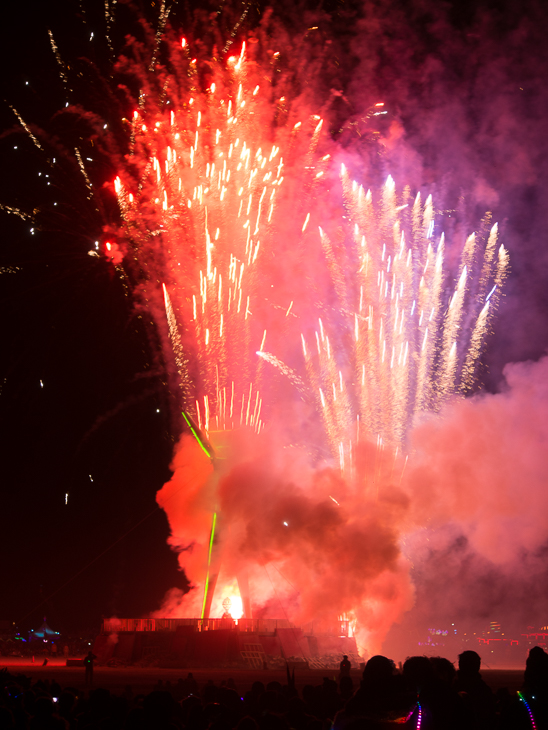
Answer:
156 427 416 653
397 355 548 634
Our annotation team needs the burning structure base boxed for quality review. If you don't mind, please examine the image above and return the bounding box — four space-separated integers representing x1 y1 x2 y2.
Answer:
95 618 360 669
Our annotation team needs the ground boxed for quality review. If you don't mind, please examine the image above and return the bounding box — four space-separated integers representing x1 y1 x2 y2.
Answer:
0 656 524 696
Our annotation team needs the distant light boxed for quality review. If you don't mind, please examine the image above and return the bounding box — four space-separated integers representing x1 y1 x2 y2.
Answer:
103 124 107 129
89 475 93 482
25 81 29 85
13 146 17 149
40 380 44 388
65 102 69 107
156 409 160 413
65 493 68 505
283 521 288 526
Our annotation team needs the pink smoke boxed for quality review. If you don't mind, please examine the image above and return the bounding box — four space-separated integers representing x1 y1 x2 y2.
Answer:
406 355 548 565
155 425 416 654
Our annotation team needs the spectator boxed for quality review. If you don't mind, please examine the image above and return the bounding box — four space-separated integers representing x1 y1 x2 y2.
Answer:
454 650 496 729
339 655 351 679
84 650 97 686
403 655 466 730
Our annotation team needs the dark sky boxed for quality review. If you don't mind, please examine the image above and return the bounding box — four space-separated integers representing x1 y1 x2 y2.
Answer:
1 0 548 636
0 0 185 633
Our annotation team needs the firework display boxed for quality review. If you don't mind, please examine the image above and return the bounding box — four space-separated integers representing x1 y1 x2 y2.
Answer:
105 32 508 457
3 5 510 652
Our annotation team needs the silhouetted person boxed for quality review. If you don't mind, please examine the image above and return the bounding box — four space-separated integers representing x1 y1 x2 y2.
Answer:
84 650 97 686
522 646 548 729
454 650 496 729
182 672 199 697
335 655 407 728
339 655 351 678
524 646 548 696
403 655 466 729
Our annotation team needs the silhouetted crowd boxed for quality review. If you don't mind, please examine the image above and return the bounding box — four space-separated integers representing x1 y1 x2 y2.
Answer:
2 647 548 729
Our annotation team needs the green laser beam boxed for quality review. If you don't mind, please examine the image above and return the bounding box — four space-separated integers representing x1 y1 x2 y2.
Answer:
201 511 217 620
182 411 212 458
209 512 217 557
201 573 210 621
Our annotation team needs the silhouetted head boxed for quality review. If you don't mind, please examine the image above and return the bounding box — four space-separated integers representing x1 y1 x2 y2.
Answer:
458 650 481 673
235 717 259 730
403 656 435 691
527 646 548 669
363 655 395 682
430 656 456 685
33 697 54 718
525 646 548 690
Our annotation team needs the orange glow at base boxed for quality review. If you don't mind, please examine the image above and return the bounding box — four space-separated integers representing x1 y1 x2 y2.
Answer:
211 580 244 619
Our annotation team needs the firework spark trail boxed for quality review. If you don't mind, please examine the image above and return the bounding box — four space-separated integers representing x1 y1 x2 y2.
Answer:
0 204 34 221
112 39 301 436
8 106 45 153
256 351 306 393
162 283 191 392
299 171 509 465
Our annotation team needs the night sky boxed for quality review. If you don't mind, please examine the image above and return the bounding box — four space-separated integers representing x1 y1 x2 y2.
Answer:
2 0 548 638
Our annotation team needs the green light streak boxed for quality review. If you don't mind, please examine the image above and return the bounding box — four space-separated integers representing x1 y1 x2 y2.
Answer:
182 411 212 459
209 512 217 557
201 511 217 620
201 573 210 621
